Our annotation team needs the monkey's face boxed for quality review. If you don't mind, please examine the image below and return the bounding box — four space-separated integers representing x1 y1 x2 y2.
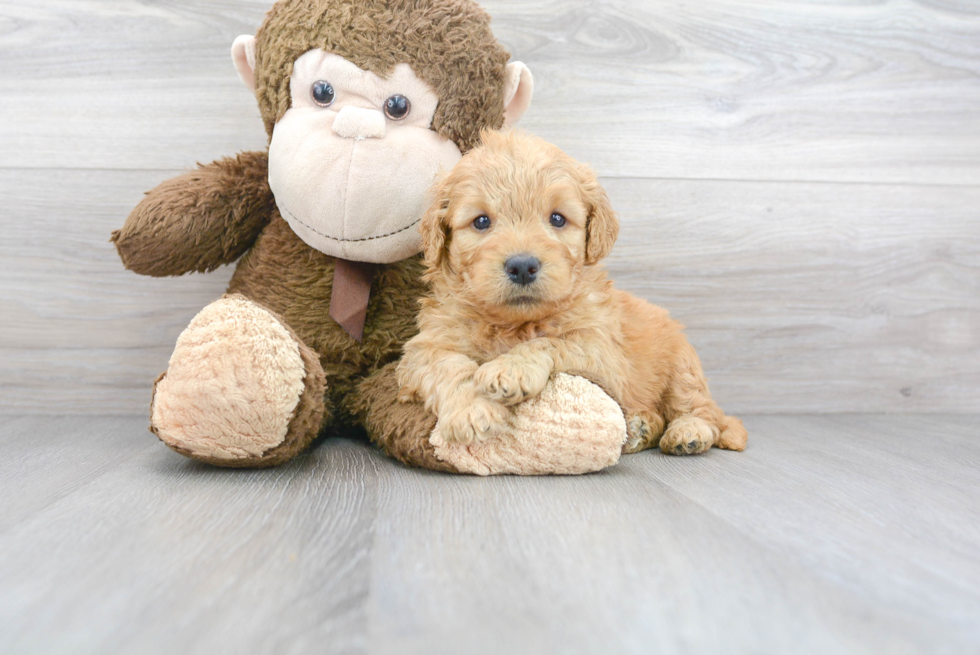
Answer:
267 50 463 263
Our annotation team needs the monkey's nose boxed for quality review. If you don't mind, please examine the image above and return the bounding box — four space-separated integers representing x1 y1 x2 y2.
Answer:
332 106 386 140
504 255 540 286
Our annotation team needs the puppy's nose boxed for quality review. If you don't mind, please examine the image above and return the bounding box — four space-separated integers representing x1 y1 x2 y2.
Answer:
504 255 540 286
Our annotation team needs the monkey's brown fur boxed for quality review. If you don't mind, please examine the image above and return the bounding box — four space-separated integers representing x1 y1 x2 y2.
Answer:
255 0 510 150
398 131 748 455
112 0 512 468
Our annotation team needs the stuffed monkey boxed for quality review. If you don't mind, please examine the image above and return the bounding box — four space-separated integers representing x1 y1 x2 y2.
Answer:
112 0 627 475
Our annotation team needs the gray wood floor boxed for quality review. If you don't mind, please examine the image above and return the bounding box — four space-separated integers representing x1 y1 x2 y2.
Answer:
1 414 978 655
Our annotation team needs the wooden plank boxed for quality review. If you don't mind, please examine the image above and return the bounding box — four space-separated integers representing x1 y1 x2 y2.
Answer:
641 414 980 649
603 177 980 413
368 471 914 654
363 414 980 654
0 417 378 654
0 415 155 533
513 0 980 185
1 0 978 184
1 168 976 414
2 414 978 653
0 168 232 414
0 0 271 169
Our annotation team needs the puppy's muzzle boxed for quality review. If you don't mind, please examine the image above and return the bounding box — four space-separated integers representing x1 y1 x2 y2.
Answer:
504 255 540 286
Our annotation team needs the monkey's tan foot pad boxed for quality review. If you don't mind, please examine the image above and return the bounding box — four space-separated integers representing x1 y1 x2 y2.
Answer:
430 373 627 476
150 295 316 464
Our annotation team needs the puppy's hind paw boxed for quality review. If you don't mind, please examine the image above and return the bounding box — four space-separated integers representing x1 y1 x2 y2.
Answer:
660 416 718 455
624 412 666 454
474 356 550 406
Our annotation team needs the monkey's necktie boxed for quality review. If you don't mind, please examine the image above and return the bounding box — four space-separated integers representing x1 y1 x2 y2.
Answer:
329 258 376 342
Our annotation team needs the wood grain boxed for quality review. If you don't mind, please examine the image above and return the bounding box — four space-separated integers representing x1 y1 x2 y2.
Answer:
643 413 980 641
0 421 379 654
2 2 978 652
0 1 978 184
1 0 978 414
0 415 155 532
0 0 271 169
507 0 980 185
1 414 978 654
2 168 976 414
604 177 980 413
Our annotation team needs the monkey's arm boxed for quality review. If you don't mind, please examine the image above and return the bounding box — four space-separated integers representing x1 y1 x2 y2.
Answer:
111 151 274 277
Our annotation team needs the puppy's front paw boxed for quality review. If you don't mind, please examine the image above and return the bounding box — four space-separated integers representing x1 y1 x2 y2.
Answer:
437 397 511 444
474 357 550 406
660 415 717 456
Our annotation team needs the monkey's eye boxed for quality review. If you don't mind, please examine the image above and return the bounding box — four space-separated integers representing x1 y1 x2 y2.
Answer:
311 81 335 107
473 215 491 231
384 94 411 120
550 212 567 228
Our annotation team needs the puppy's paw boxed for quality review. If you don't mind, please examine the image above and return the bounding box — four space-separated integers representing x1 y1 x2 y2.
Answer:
394 368 417 404
624 412 666 454
437 397 511 445
397 389 420 404
474 356 550 406
660 415 717 456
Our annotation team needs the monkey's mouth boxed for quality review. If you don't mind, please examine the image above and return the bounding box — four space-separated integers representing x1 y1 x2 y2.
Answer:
268 120 462 263
278 202 421 244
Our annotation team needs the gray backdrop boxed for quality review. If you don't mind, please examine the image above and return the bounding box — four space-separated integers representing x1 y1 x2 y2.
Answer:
1 0 977 415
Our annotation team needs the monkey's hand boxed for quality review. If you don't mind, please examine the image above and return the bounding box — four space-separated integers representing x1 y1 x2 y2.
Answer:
430 373 628 476
474 351 553 406
112 151 273 277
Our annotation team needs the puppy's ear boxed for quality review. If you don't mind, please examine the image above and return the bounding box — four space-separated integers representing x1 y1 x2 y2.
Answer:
420 177 452 272
582 171 619 265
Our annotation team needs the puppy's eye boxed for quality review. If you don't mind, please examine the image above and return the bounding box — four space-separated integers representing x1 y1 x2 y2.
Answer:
473 215 491 231
384 94 411 120
550 212 567 228
312 81 335 107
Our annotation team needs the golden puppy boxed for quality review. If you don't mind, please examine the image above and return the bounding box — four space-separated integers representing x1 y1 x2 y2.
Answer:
397 130 747 456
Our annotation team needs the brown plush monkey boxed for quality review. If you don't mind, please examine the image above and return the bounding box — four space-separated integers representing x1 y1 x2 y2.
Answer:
112 0 627 474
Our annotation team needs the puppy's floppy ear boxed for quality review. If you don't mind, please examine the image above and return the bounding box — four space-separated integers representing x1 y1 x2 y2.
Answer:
419 176 453 272
582 169 619 265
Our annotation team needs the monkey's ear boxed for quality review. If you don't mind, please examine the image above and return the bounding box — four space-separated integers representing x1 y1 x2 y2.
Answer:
502 62 534 126
231 35 257 93
584 176 620 265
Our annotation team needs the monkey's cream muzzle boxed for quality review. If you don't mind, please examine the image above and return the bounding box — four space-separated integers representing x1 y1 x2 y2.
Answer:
267 50 462 263
331 106 386 140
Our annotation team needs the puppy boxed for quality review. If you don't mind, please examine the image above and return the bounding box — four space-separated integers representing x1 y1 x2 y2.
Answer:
397 130 747 456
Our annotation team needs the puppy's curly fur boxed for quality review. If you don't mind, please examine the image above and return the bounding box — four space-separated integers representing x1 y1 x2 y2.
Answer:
397 130 747 455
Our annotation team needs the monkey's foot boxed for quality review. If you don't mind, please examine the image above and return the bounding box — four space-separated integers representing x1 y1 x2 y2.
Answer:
150 294 327 467
430 373 627 476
